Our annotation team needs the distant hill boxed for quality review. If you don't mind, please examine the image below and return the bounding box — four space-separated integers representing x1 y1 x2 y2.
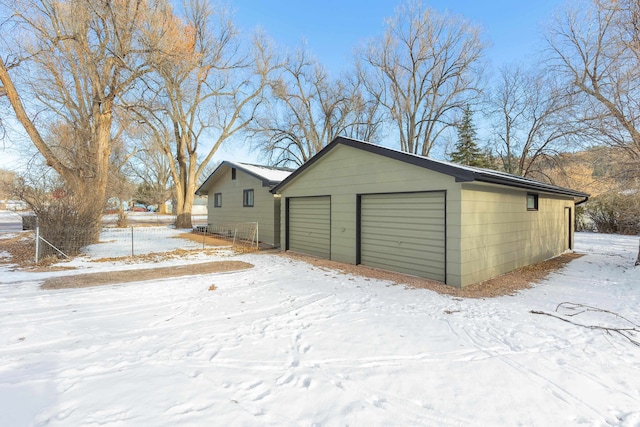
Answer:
525 147 638 197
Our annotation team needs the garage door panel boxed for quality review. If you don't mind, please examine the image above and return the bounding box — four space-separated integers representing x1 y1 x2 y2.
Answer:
360 192 445 282
361 225 444 237
362 251 444 269
362 254 444 279
288 196 331 259
362 236 444 252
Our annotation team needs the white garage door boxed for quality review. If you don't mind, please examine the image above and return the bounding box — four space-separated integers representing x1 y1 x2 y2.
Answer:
360 192 445 282
288 196 331 259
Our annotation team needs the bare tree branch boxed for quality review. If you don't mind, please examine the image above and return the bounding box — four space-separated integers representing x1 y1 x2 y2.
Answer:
251 44 382 167
129 0 277 227
486 64 583 178
358 1 486 156
0 0 168 237
531 302 640 347
546 0 640 174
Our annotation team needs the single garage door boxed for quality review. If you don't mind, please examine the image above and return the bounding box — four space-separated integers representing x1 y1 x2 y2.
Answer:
360 191 445 282
287 196 331 259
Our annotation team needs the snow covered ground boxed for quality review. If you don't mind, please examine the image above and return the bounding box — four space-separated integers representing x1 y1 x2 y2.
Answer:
1 210 639 425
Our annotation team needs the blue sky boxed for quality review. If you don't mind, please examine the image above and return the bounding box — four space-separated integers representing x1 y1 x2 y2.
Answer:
0 0 564 171
212 0 565 163
230 0 563 74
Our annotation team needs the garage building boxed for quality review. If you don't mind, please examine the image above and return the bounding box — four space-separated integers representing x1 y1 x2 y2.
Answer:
272 137 589 288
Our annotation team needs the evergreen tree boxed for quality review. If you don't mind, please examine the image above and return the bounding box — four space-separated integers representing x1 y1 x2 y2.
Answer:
449 105 489 168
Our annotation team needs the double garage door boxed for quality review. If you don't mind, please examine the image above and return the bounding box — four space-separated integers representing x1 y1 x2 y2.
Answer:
287 192 446 282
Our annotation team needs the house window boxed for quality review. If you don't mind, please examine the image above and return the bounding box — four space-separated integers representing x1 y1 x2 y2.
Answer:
243 189 254 207
214 193 222 208
527 193 539 211
231 168 236 180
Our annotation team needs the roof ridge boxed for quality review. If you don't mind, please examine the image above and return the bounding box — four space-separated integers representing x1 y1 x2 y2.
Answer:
235 161 295 172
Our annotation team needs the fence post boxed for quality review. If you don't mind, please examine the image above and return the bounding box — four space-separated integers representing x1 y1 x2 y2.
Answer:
35 226 40 263
256 222 259 249
131 226 134 257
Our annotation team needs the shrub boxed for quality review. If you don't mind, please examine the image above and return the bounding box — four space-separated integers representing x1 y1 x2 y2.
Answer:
10 172 103 258
575 204 593 232
583 192 640 235
33 197 102 257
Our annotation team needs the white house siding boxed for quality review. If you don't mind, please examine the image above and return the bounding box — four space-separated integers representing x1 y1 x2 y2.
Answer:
277 144 463 285
459 183 575 286
204 166 279 246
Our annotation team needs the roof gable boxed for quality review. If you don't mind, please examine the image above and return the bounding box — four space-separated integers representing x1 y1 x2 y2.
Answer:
271 136 590 199
196 161 293 195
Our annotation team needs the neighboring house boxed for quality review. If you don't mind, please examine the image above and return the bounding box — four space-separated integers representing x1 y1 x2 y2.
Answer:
3 200 27 211
196 161 293 247
192 196 208 215
272 136 589 288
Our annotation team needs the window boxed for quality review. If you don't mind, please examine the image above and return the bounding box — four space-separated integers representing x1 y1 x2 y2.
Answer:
231 168 236 180
214 193 222 208
243 189 254 207
527 193 538 211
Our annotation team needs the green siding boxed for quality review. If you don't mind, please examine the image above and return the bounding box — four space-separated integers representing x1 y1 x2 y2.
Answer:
199 166 280 246
459 183 576 286
277 144 462 285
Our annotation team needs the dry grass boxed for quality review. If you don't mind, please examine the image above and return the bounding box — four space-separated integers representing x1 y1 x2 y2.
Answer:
280 252 583 299
174 232 231 247
177 232 261 254
41 261 254 290
0 234 37 269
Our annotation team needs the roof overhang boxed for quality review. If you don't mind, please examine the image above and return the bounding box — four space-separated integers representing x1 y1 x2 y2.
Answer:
196 161 292 195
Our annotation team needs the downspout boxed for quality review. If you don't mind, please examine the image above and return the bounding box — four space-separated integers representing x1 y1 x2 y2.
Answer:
575 196 589 206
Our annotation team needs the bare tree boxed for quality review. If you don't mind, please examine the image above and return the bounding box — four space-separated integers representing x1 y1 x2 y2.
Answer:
0 0 167 239
252 45 383 166
106 137 136 227
127 137 173 213
0 169 16 206
486 64 580 177
358 0 486 157
130 0 276 228
546 0 640 170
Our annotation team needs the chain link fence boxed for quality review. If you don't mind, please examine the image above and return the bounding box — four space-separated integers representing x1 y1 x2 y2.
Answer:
33 221 260 263
194 222 259 248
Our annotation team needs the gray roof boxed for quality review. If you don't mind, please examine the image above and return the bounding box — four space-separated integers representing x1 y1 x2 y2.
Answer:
196 161 294 195
271 136 590 199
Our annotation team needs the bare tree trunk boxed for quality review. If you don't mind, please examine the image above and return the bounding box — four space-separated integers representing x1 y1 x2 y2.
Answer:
636 239 640 266
173 180 194 229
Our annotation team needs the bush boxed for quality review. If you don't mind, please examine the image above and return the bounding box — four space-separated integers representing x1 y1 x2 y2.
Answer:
583 192 640 235
575 204 593 232
33 198 102 257
10 172 103 258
